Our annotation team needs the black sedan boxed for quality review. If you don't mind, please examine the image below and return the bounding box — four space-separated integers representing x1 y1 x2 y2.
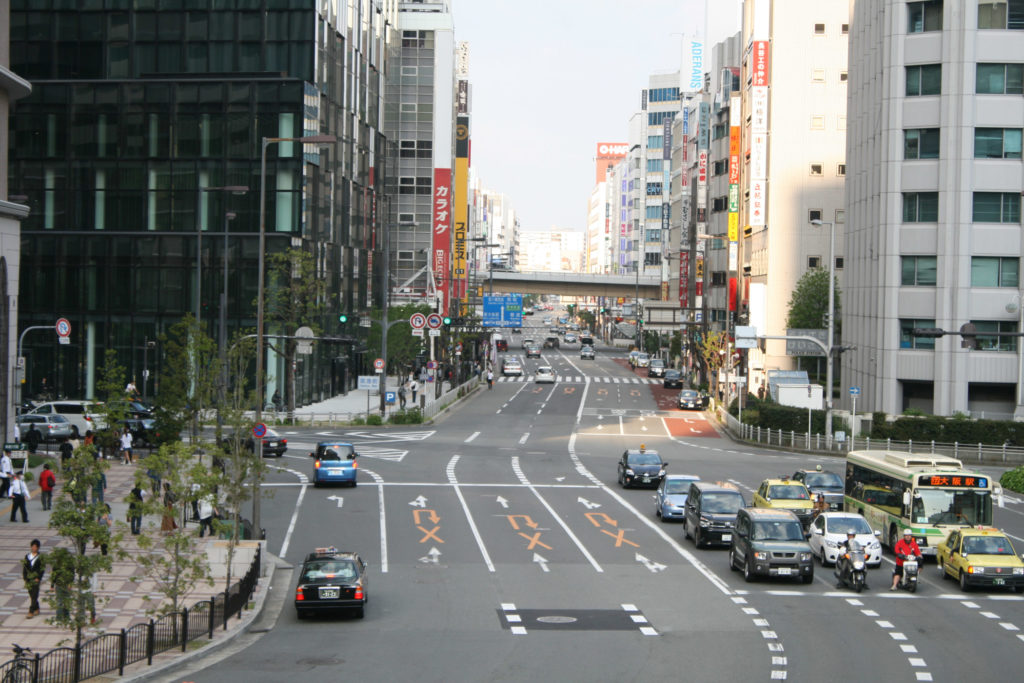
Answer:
678 390 703 410
617 447 667 489
663 370 683 388
295 547 368 619
221 428 288 457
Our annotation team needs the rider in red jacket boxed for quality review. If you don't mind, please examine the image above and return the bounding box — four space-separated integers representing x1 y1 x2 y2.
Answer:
891 527 922 590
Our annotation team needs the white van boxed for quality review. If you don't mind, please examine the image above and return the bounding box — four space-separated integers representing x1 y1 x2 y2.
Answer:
29 400 102 436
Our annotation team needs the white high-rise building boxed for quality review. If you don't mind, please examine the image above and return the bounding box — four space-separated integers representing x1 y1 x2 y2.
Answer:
845 0 1024 418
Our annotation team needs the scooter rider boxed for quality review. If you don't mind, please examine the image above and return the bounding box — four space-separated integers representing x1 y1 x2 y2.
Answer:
835 531 866 589
891 527 922 591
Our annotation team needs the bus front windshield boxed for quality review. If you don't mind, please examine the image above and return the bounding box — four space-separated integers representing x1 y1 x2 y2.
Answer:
911 489 992 526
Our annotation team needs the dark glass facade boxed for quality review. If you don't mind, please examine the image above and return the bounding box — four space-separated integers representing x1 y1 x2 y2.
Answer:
10 0 395 404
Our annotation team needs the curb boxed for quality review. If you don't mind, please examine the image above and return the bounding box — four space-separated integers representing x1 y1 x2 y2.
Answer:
424 382 483 425
122 550 286 683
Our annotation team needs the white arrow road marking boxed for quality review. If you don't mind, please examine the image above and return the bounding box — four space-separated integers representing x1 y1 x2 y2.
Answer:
691 428 700 433
555 477 566 482
326 495 344 508
419 547 442 564
635 553 667 573
409 495 428 508
533 553 550 572
496 496 510 508
519 432 530 445
577 497 601 509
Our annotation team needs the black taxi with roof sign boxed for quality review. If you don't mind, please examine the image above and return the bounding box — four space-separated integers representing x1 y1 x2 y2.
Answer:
617 445 668 489
295 546 369 619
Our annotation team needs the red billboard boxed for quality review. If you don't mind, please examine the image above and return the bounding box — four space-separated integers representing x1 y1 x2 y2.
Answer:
752 41 770 87
432 168 452 314
595 142 628 183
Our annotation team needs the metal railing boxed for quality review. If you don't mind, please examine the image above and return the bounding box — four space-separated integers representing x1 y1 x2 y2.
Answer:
720 410 1024 466
0 545 261 683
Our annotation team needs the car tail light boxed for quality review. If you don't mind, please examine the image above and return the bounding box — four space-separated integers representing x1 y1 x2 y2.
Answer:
351 461 358 468
314 461 321 469
295 587 305 601
281 439 287 445
85 416 93 422
354 587 364 600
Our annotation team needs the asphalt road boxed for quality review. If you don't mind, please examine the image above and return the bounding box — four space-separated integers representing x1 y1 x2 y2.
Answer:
187 318 1024 683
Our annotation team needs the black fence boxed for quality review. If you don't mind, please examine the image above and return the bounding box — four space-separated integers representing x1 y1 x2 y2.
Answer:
0 545 261 683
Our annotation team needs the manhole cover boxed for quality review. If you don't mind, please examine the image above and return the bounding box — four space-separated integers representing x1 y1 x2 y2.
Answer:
536 616 578 624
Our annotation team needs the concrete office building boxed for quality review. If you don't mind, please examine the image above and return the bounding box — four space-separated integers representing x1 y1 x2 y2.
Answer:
638 73 681 283
845 0 1024 418
0 0 30 441
10 1 397 404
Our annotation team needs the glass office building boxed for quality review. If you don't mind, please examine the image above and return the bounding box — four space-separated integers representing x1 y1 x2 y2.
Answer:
9 0 396 405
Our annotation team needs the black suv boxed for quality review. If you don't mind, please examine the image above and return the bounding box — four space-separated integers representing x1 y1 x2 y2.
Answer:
684 482 746 548
792 468 845 511
728 508 814 583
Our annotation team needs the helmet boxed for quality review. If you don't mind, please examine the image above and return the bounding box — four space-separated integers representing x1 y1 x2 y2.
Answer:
815 464 822 472
903 528 913 536
846 530 856 537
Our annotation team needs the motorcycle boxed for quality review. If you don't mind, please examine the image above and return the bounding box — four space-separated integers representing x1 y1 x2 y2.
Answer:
897 552 920 593
835 544 868 592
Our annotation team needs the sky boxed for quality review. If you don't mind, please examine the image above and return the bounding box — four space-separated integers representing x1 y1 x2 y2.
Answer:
453 0 743 231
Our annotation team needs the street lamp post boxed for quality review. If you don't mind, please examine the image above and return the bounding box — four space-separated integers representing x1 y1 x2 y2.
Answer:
255 134 335 531
811 218 836 446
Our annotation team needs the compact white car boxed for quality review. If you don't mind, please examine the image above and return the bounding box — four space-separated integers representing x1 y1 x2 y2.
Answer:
807 512 882 567
534 366 556 383
502 359 523 377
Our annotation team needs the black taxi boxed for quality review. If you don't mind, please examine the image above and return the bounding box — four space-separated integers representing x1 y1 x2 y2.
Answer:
295 546 369 619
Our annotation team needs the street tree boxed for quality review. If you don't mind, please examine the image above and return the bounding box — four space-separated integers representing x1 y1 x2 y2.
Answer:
785 268 842 379
46 447 120 648
365 302 432 376
131 442 214 616
92 349 131 459
698 329 729 398
263 248 330 414
153 315 219 445
577 310 596 331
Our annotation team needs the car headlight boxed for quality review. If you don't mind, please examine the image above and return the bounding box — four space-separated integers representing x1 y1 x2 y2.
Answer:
699 516 710 527
753 551 768 561
825 540 840 549
800 553 813 562
1012 567 1024 575
657 469 666 477
869 541 881 550
625 469 634 476
969 566 985 574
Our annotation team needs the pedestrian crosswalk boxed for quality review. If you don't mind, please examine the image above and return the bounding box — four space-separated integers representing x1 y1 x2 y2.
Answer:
497 375 663 385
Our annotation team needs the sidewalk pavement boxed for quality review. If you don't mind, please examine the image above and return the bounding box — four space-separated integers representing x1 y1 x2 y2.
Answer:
288 373 455 419
0 447 269 677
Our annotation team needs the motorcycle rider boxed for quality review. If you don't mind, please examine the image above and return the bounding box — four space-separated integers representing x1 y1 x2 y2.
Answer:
891 527 922 591
835 530 868 589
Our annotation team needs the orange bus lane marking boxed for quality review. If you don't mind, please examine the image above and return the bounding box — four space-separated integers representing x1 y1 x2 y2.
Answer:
505 514 539 530
564 386 576 394
518 531 553 551
601 528 640 548
412 509 440 525
417 525 444 544
585 511 618 528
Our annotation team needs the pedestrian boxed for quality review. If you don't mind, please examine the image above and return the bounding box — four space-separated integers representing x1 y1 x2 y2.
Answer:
160 482 177 533
198 495 217 538
22 539 44 618
127 485 144 535
38 463 55 511
91 470 107 505
49 547 73 621
59 437 74 469
24 424 41 455
97 504 112 556
83 430 95 449
410 379 419 402
486 368 494 390
8 471 30 522
398 383 407 409
0 447 12 499
69 424 81 445
125 380 139 397
119 427 133 465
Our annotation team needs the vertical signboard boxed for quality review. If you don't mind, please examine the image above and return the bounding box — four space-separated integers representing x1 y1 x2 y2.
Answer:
432 168 452 314
452 114 470 302
728 95 741 272
682 32 705 93
749 38 770 228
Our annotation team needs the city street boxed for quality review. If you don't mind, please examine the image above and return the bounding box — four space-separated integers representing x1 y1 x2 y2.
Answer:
179 325 1024 682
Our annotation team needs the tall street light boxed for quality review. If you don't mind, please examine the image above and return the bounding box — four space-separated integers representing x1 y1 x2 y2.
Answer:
255 134 335 533
197 185 249 330
811 218 836 446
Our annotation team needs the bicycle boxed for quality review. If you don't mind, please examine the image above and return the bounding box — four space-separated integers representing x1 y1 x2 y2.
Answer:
2 644 34 683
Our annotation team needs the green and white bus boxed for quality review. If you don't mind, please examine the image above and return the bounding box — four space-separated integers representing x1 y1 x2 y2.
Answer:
844 450 1001 556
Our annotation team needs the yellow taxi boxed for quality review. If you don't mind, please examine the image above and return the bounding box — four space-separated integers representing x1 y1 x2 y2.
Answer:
753 477 815 528
936 526 1024 592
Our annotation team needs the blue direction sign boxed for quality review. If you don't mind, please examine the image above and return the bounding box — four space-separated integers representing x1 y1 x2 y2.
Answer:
482 293 523 328
849 386 861 396
252 423 267 438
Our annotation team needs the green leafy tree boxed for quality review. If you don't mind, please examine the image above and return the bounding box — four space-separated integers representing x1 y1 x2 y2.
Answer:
46 448 119 647
154 315 219 445
669 331 682 366
92 349 130 459
131 442 214 616
699 329 729 398
577 310 596 331
785 267 842 334
365 303 432 376
264 248 331 413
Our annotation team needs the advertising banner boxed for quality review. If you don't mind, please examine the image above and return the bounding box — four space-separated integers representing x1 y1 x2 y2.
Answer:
432 168 452 314
452 115 470 300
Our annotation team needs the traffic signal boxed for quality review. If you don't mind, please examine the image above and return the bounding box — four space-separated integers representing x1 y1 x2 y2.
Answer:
442 316 452 326
339 314 349 323
960 322 977 350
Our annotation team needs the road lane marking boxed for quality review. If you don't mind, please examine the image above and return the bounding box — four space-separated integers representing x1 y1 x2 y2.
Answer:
465 431 480 443
363 467 389 573
519 432 530 445
447 454 495 572
275 467 308 560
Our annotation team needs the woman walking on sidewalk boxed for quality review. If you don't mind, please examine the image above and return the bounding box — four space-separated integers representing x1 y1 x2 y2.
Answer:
119 427 134 465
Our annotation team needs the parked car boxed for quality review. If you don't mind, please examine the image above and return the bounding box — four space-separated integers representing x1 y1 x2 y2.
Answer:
28 400 101 436
16 413 73 442
663 370 683 388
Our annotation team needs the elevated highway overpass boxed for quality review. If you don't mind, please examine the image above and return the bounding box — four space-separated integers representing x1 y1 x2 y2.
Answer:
486 270 661 298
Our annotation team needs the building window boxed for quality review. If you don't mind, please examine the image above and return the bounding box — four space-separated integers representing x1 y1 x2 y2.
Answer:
901 319 938 349
712 159 728 176
812 69 826 82
645 182 663 196
644 252 662 266
978 1 1024 29
840 71 848 82
973 320 1019 351
835 257 845 270
645 205 663 219
974 128 1023 158
837 163 847 176
906 64 942 95
399 177 416 195
397 250 414 261
971 256 1020 287
712 123 728 140
902 255 938 285
400 103 417 113
903 192 939 222
904 128 941 159
399 213 416 223
835 209 846 223
712 196 728 212
908 1 943 32
647 111 676 126
401 66 417 76
814 23 826 34
647 135 664 148
646 159 664 172
711 271 727 286
646 229 662 242
977 63 1024 93
842 23 850 33
811 115 825 129
973 192 1021 222
809 208 823 222
810 163 823 176
808 256 822 268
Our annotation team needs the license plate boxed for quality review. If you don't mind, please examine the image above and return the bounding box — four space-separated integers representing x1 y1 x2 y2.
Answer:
328 469 342 475
993 578 1005 585
642 477 650 483
319 588 340 599
776 568 792 576
721 534 732 542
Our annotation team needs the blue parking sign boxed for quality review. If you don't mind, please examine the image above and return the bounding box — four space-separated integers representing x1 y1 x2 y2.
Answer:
384 391 396 405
